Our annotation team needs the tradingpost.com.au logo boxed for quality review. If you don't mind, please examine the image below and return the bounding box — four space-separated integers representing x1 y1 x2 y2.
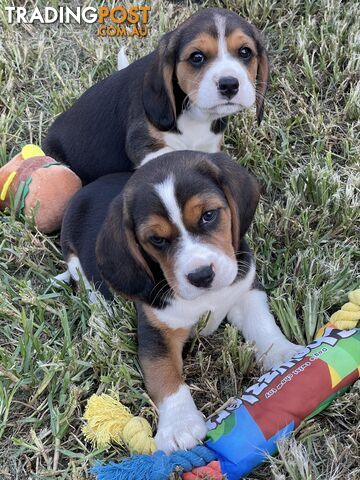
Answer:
5 5 151 37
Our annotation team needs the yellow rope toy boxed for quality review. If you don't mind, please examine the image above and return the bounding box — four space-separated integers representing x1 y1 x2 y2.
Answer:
329 289 360 328
316 288 360 337
82 394 156 454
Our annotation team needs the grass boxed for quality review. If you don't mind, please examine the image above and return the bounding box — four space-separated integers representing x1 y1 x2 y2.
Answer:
0 0 359 479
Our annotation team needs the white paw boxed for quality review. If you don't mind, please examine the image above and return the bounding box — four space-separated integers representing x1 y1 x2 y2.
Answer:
199 315 220 337
261 340 304 371
155 409 207 454
51 270 71 286
155 385 207 454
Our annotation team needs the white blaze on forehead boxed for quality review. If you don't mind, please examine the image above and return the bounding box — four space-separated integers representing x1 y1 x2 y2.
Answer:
213 13 244 74
215 14 228 58
154 175 187 235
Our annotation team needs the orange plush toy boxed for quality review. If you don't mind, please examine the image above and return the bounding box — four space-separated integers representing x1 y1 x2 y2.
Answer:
0 144 81 233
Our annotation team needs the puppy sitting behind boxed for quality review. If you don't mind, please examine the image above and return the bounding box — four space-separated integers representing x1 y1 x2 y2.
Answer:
44 8 269 183
60 151 301 453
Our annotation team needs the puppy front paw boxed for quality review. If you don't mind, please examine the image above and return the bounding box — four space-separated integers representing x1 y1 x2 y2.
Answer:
155 410 207 454
261 340 304 371
155 384 207 454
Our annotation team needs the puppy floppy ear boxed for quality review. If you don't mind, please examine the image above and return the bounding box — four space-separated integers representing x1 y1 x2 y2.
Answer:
255 45 270 125
143 32 177 131
205 154 260 251
96 194 154 302
250 24 270 125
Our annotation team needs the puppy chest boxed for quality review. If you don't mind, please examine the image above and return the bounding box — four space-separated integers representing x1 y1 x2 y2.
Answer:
163 115 222 153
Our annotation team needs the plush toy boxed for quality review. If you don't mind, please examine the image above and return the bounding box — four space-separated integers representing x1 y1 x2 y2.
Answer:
89 289 360 480
0 144 81 233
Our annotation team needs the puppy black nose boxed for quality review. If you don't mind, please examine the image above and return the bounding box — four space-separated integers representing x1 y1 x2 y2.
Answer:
218 76 239 99
187 265 215 288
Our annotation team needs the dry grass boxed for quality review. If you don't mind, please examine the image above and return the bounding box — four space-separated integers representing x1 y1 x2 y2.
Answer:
0 0 359 479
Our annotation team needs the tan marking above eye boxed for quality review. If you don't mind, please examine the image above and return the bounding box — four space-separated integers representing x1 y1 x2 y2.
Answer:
182 193 225 229
138 214 176 242
179 33 218 62
226 29 257 56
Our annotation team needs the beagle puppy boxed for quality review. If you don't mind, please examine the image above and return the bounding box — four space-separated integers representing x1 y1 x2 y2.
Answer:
43 8 269 183
60 151 301 453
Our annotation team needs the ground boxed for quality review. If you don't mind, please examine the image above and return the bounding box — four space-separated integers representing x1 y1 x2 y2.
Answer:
0 0 359 479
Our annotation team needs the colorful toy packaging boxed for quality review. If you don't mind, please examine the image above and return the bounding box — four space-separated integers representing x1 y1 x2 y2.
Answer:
195 326 360 479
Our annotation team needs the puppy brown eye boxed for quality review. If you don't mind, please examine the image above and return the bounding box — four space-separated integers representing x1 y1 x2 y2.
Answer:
149 235 168 248
189 51 206 66
201 210 218 225
239 47 252 59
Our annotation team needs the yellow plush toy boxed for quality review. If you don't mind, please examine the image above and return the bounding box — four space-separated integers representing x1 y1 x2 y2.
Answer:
0 144 81 233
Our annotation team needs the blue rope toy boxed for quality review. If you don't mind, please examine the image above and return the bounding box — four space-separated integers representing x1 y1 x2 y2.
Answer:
91 445 216 480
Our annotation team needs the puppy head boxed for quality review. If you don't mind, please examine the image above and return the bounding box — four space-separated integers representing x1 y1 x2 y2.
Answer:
96 152 259 304
143 8 269 129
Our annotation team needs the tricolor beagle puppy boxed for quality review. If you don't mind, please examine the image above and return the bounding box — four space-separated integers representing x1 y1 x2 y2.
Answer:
43 8 269 183
60 151 301 453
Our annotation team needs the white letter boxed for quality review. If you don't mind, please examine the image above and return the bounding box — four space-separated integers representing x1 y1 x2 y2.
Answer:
66 7 81 24
82 7 97 24
44 7 58 24
17 7 28 24
5 7 16 23
29 7 44 24
242 394 259 405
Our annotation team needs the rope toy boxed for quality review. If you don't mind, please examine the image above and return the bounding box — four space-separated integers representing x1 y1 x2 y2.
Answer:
316 288 360 337
329 289 360 328
91 446 216 480
89 290 360 480
83 394 156 454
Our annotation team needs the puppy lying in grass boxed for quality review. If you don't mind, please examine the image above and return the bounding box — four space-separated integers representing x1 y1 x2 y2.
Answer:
59 151 301 453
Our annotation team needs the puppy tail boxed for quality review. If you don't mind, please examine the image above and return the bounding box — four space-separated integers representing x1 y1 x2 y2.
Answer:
117 47 129 71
